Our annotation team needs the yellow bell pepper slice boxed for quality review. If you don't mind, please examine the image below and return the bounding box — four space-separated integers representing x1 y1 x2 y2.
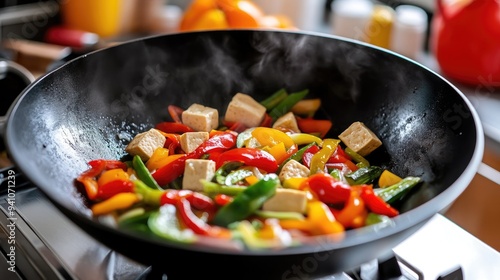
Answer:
146 147 170 171
378 170 403 188
282 177 307 189
97 168 130 187
289 133 323 146
251 127 294 150
309 139 340 174
91 193 140 216
307 201 345 235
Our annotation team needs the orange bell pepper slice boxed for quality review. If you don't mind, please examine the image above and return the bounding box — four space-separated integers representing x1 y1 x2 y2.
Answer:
146 147 171 171
334 190 366 228
97 168 130 187
296 117 333 138
280 201 344 235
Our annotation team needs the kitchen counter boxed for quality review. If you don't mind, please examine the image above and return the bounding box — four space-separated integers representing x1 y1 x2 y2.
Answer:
444 136 500 251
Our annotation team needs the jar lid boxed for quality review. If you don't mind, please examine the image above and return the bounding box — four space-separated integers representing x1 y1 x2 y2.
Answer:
394 5 428 30
332 0 373 18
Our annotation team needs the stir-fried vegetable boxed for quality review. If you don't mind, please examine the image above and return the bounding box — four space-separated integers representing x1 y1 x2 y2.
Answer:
75 89 422 250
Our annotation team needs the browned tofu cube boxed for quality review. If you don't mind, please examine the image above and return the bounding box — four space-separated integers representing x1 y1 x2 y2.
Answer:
182 159 216 192
181 103 219 132
338 121 382 156
125 129 166 161
224 93 267 128
272 112 301 133
278 159 310 181
262 188 308 213
180 132 209 153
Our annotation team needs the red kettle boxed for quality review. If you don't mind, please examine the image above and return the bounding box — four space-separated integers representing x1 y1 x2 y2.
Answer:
430 0 500 87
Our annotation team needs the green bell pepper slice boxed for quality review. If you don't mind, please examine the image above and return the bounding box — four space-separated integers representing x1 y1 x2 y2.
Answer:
345 165 383 185
132 155 162 190
345 147 370 168
269 89 309 121
278 142 316 173
260 88 288 111
148 204 197 243
202 180 247 196
212 175 279 227
374 176 421 204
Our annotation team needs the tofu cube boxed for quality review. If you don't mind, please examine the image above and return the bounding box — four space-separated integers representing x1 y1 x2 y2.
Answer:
125 129 166 161
262 188 308 213
279 159 310 181
182 103 219 132
338 121 382 156
272 112 301 133
182 159 216 192
180 132 209 154
224 93 267 128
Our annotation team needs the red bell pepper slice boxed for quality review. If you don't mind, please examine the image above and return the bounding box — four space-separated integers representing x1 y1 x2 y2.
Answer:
214 194 233 206
304 173 351 204
328 145 351 163
152 132 237 186
168 105 184 123
78 159 128 200
88 159 128 172
296 117 332 138
192 131 237 157
228 122 249 133
360 186 399 217
96 180 134 200
223 113 273 132
155 122 194 134
152 155 187 186
160 189 217 214
260 113 273 127
326 145 358 172
155 131 181 154
216 148 278 173
176 198 230 238
302 144 321 169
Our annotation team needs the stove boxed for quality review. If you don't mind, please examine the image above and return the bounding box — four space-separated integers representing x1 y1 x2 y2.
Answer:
1 167 499 280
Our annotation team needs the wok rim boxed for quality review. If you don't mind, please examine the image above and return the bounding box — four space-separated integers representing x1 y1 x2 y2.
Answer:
3 29 485 256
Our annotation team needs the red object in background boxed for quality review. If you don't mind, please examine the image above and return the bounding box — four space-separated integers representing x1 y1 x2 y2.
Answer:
44 26 99 49
431 0 500 87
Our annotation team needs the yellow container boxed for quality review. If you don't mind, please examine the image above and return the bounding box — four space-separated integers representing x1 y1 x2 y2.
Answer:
364 5 395 49
60 0 121 38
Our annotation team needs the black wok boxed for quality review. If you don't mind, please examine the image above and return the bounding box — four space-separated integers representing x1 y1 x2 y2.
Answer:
4 30 484 279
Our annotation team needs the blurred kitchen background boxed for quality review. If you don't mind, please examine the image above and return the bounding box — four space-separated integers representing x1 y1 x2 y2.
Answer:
0 0 438 77
1 0 499 253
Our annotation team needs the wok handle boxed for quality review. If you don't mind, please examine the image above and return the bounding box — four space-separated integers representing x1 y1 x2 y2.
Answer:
0 60 35 137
